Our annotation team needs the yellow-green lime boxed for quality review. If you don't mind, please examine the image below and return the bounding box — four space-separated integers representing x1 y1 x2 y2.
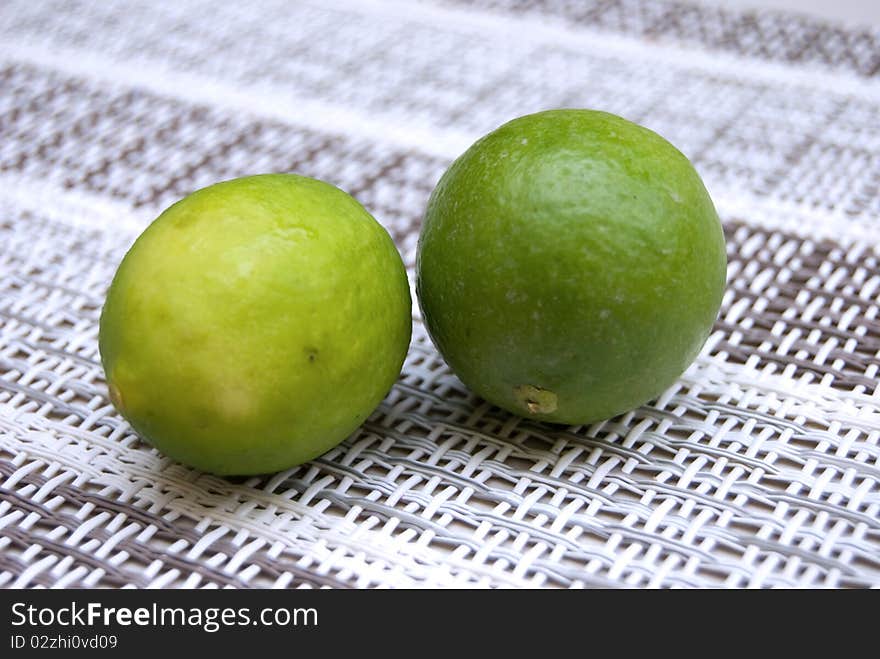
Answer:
416 109 726 424
100 174 411 474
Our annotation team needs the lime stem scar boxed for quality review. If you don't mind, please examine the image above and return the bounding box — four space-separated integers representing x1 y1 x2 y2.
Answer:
514 384 558 415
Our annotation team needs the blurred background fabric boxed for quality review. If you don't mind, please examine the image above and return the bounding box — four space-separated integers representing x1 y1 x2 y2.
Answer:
0 0 878 588
696 0 880 25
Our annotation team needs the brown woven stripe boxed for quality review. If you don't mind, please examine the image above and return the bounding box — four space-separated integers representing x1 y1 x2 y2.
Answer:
717 221 879 393
0 460 353 588
435 0 880 76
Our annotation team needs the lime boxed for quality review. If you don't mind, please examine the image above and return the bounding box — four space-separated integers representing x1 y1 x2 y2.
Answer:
100 174 411 474
416 110 726 424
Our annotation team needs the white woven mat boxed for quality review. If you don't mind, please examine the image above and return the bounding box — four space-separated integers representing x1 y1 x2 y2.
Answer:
1 0 878 588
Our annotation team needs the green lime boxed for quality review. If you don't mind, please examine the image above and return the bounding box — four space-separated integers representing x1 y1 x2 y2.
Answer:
100 174 411 474
416 110 726 424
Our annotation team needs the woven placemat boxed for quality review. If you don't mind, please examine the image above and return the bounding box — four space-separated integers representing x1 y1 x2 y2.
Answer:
0 0 878 588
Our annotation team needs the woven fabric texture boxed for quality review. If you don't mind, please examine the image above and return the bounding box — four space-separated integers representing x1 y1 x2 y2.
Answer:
0 0 878 588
